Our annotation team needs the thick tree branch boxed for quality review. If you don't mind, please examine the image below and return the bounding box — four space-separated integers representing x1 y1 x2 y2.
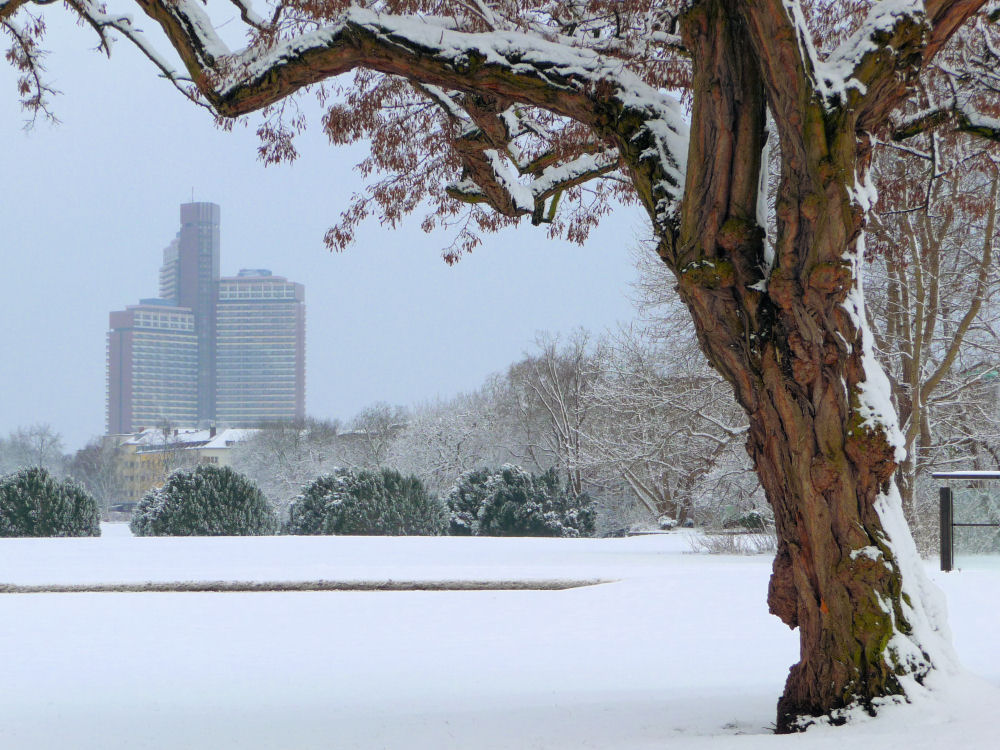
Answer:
891 106 951 140
63 0 211 108
925 0 990 60
892 101 1000 143
131 4 688 229
133 0 229 76
748 1 986 131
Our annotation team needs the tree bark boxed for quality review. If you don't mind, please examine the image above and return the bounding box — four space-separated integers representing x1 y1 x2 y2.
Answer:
667 1 936 731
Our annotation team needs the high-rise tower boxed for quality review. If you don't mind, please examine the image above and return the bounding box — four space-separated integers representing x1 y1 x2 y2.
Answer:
216 270 306 426
106 300 198 434
176 202 221 424
158 237 180 302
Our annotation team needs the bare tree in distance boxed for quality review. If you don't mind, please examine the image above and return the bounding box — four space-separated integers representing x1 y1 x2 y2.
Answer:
499 330 596 496
580 323 757 527
66 437 126 513
0 424 65 476
388 389 514 495
6 0 1000 729
867 137 1000 540
231 418 344 516
344 402 409 469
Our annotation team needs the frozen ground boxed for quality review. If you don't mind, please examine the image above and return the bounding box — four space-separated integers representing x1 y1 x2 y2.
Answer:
0 525 997 749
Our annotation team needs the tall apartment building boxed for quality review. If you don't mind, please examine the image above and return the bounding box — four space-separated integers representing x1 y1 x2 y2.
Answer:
216 270 306 426
106 300 198 434
107 202 305 434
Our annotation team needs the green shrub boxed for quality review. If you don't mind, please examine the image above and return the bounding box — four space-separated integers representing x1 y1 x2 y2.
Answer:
445 468 493 536
445 465 595 537
0 466 100 537
721 507 773 532
130 465 277 536
285 468 447 535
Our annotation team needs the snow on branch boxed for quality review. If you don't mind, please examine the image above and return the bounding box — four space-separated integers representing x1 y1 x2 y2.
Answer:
808 0 927 111
132 0 231 71
447 146 620 224
65 0 212 107
777 0 984 122
131 4 688 220
956 104 1000 140
891 100 1000 144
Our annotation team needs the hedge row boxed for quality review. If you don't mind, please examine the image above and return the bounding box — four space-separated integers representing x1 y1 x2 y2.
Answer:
2 462 595 538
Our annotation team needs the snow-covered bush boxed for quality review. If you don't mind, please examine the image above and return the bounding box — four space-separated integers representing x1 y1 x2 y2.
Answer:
444 468 494 535
722 508 773 532
0 466 100 537
445 465 595 537
130 465 277 536
285 468 447 535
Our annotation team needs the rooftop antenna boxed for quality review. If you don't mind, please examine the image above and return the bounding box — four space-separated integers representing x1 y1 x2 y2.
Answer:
190 187 194 201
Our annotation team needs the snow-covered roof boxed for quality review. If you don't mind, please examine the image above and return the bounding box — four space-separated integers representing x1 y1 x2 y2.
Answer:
201 429 259 450
122 428 212 448
122 427 258 452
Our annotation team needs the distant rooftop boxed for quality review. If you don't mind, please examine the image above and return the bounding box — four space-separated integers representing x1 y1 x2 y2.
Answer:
137 298 178 307
236 269 272 277
121 427 258 451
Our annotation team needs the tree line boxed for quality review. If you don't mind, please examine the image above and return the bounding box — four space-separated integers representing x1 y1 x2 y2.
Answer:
125 463 593 539
4 205 999 545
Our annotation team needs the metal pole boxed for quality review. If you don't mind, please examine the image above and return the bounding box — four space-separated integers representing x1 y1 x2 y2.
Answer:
939 486 954 572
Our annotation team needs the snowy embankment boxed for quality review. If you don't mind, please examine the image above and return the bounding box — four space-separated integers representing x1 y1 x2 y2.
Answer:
0 525 997 750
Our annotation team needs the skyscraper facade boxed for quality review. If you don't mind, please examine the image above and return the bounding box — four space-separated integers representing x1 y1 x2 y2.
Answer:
158 238 180 302
216 271 306 426
107 203 305 434
159 202 221 424
106 301 198 434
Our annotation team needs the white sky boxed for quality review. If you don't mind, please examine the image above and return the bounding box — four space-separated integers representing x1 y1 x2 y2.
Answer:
0 8 650 451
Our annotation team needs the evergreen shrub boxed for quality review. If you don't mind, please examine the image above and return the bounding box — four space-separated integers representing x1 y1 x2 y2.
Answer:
130 464 277 536
445 465 595 537
0 466 101 537
285 468 447 535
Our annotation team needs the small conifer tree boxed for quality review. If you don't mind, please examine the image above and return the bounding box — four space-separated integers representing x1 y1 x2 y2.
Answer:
130 464 277 536
285 468 446 535
0 466 101 537
445 465 594 538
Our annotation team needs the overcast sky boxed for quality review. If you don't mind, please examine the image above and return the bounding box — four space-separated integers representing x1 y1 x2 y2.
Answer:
0 9 651 451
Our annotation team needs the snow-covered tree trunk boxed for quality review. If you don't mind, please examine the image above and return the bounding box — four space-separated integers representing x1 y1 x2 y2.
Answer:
665 0 957 728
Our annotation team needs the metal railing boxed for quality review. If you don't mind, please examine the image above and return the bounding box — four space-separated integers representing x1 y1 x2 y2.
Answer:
933 471 1000 572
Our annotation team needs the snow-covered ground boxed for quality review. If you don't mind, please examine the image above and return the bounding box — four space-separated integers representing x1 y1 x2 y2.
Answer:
0 525 997 749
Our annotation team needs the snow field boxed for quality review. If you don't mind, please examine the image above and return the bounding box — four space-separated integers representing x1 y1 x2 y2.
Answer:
0 526 997 749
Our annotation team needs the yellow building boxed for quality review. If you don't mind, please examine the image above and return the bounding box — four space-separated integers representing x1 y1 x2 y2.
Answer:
109 427 257 504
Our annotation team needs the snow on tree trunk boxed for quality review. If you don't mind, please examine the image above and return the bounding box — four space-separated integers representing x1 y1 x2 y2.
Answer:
667 0 957 730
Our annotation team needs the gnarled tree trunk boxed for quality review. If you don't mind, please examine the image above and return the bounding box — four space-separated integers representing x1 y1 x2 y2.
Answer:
661 1 946 731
